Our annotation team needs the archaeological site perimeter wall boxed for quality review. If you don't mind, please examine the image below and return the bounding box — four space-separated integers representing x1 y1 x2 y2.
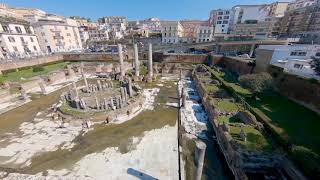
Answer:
268 65 320 113
0 54 64 74
218 56 254 76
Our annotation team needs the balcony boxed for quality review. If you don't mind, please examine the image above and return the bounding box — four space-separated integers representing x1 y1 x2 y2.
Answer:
53 35 64 40
50 29 61 32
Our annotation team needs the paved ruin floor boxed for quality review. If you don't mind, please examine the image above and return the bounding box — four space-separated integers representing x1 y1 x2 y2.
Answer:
0 79 179 179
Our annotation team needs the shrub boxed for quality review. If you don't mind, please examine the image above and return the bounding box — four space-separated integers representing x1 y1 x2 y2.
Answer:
239 73 273 94
291 145 320 179
32 65 44 72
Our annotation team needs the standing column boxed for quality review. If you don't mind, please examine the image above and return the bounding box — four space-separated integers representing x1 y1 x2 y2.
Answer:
82 73 89 92
128 77 133 97
249 44 256 57
118 44 125 77
134 44 140 77
147 43 153 81
72 81 79 98
194 141 207 180
39 82 47 95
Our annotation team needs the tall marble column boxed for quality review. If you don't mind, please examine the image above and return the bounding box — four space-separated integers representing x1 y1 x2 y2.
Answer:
134 44 140 77
128 77 133 97
82 73 89 92
148 43 153 81
118 44 125 77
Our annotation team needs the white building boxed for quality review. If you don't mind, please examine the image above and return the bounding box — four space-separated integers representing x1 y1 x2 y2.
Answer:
88 26 109 41
256 44 320 79
0 16 41 59
279 59 319 80
209 9 232 38
196 26 213 43
258 44 320 64
161 21 183 44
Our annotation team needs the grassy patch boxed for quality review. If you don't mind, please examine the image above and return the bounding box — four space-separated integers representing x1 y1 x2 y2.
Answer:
218 115 240 124
230 126 273 152
215 99 239 112
247 93 320 155
0 62 68 83
205 84 219 93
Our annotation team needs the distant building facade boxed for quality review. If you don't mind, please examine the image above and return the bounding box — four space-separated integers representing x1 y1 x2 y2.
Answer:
161 21 183 44
0 16 41 59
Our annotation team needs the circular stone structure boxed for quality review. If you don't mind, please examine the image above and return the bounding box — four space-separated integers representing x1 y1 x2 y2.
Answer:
59 76 143 123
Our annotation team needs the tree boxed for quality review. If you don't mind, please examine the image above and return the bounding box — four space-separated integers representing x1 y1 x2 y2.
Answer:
310 56 320 76
239 73 273 94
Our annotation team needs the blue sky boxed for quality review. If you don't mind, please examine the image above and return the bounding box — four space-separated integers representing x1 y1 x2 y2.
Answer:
4 0 283 21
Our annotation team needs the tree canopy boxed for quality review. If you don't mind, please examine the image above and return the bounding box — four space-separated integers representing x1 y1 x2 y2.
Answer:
239 73 273 94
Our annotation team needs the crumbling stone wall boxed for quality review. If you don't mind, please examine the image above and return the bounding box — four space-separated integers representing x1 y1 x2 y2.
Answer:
218 56 254 76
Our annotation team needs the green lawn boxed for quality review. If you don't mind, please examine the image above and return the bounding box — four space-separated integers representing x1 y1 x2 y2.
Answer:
247 94 320 155
0 62 68 83
215 99 239 112
230 126 273 152
218 115 240 124
205 84 219 93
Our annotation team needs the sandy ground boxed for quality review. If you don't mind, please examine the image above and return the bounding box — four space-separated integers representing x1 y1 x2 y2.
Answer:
1 125 179 180
0 112 83 167
112 88 159 124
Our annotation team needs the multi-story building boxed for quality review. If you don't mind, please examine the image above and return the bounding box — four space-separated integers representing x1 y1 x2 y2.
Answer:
141 18 162 32
88 26 109 41
280 4 320 43
255 44 320 76
209 9 233 38
180 20 208 43
98 16 127 25
287 0 317 11
161 21 183 44
227 2 289 39
71 17 97 47
0 16 41 59
27 14 82 53
196 25 213 43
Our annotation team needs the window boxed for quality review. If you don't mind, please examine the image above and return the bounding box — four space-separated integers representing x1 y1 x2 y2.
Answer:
224 16 229 19
15 26 22 33
30 37 34 42
13 46 18 51
223 21 228 24
315 52 320 56
67 33 71 36
65 26 68 30
20 37 24 42
217 21 222 24
294 64 303 69
2 25 9 33
218 12 223 15
8 36 15 42
164 33 167 37
226 11 230 15
41 32 45 36
222 25 225 27
33 46 37 51
290 51 307 56
218 16 222 20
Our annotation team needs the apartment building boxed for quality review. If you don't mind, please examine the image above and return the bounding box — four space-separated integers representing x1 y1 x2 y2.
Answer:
280 5 320 36
227 2 288 39
209 9 233 38
161 21 183 44
88 26 109 41
196 26 213 43
28 15 82 53
287 0 317 11
180 20 208 43
0 16 41 59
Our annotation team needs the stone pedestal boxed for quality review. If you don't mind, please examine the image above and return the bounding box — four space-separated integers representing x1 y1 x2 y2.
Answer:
194 141 206 180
